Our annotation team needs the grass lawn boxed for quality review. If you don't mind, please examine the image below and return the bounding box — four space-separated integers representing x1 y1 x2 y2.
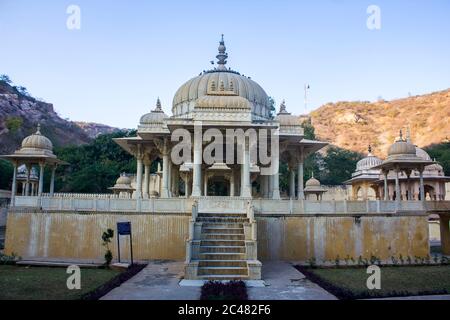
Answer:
299 265 450 299
0 265 121 300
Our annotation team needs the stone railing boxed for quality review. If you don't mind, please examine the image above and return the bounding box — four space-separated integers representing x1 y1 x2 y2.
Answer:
12 195 429 215
424 201 450 212
14 196 194 214
42 193 119 199
252 199 425 215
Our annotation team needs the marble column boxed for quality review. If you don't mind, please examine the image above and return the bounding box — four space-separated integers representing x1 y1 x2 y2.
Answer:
272 151 280 200
192 129 202 197
297 159 305 200
11 162 17 206
289 168 295 199
268 174 273 198
38 162 44 196
230 170 235 197
383 170 389 201
419 167 425 201
185 177 191 197
394 168 400 202
50 166 56 196
25 165 31 196
204 172 208 196
135 156 143 199
241 138 252 198
143 161 150 199
161 139 170 198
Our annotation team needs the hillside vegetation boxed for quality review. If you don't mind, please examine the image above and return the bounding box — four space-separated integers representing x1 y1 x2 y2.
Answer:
310 89 450 157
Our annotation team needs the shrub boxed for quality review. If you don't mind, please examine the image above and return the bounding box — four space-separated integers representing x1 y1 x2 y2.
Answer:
0 252 20 265
5 117 23 133
200 281 248 300
307 257 317 268
101 229 114 267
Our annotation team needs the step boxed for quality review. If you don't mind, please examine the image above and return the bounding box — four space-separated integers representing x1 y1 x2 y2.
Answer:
201 233 245 240
197 260 248 268
197 217 249 223
197 267 248 276
200 246 246 254
198 275 249 280
199 213 247 217
198 253 246 260
201 240 245 246
203 227 244 234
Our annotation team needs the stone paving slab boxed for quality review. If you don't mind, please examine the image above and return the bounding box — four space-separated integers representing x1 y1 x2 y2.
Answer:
247 261 337 300
102 260 336 300
101 260 200 300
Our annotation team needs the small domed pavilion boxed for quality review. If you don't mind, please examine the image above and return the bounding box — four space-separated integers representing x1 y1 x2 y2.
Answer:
0 124 67 205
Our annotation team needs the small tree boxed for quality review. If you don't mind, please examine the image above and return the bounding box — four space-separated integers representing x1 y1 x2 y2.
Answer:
101 228 114 267
0 74 12 84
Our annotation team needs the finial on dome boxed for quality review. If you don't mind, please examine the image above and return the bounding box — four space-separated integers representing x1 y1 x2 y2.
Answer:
36 123 41 135
216 34 228 71
279 100 287 113
311 171 314 178
154 97 162 112
277 100 291 115
399 129 403 141
368 144 372 154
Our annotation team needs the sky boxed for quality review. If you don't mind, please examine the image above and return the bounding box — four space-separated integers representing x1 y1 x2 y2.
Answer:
0 0 449 128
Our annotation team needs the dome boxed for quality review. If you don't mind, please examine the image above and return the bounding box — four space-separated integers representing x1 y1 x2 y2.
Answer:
21 124 53 151
172 36 271 119
356 146 382 171
415 147 432 161
114 173 132 187
305 176 321 187
140 98 167 124
387 131 416 158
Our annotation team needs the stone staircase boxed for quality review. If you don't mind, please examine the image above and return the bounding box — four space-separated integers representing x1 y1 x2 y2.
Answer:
184 200 261 280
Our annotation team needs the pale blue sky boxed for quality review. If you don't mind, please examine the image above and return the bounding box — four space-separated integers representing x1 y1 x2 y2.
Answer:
1 0 449 128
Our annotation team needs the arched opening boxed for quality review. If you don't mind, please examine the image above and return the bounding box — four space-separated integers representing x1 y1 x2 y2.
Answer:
206 176 229 196
424 185 435 201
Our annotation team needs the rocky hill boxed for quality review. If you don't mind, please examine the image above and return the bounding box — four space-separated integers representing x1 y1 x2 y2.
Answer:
74 122 121 139
310 89 450 157
0 80 92 154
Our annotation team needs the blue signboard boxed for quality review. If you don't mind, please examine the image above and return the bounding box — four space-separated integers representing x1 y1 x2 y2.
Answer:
117 222 131 235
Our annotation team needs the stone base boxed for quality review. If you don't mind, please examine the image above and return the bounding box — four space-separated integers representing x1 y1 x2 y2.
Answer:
184 261 199 279
247 260 262 280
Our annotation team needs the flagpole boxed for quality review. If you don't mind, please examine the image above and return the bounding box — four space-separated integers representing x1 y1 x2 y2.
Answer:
304 84 308 113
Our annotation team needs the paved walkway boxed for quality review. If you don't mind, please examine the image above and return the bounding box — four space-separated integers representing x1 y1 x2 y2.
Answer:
101 260 336 300
248 261 337 300
101 260 200 300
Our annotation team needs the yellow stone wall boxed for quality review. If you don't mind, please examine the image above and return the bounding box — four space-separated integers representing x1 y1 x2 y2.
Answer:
5 211 190 261
257 215 429 262
5 211 429 263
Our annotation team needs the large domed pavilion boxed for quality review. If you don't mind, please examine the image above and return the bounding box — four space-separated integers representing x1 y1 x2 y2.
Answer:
114 36 327 200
